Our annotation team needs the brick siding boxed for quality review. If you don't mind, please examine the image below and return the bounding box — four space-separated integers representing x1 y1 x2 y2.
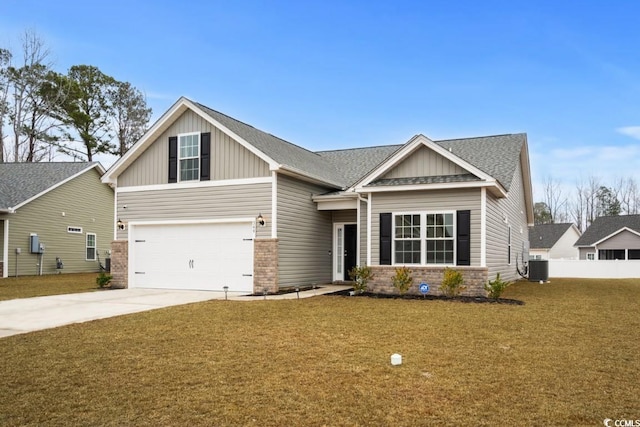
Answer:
368 266 489 297
254 238 279 294
110 240 128 289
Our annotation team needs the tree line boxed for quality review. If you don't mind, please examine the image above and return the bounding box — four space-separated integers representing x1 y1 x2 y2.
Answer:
534 175 640 231
0 31 151 162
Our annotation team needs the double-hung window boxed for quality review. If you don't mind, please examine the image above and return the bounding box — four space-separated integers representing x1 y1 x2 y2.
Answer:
394 214 421 264
179 133 200 181
393 212 455 265
86 233 96 261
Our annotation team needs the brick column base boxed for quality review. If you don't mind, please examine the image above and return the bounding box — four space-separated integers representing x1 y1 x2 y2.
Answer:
254 238 278 294
110 240 128 289
369 266 489 297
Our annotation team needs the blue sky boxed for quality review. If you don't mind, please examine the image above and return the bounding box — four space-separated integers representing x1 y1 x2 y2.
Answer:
2 0 640 199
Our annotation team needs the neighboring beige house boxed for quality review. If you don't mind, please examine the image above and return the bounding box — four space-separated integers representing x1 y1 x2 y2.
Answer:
101 97 534 296
0 162 113 277
574 215 640 260
529 223 581 260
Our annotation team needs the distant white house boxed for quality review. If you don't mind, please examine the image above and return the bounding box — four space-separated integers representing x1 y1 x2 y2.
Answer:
574 215 640 260
529 223 581 260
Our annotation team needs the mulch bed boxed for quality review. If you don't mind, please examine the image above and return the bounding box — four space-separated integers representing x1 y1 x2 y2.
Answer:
328 289 524 305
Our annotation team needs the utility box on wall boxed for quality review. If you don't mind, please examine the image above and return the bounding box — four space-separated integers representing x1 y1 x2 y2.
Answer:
30 234 44 254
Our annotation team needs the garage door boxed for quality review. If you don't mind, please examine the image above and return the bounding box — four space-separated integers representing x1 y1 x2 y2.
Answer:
130 222 254 292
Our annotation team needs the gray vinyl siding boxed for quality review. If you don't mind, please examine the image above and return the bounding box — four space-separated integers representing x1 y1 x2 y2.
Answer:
485 162 529 282
382 145 467 179
119 110 270 187
578 247 595 260
116 182 272 240
370 188 481 265
277 174 333 288
332 210 356 223
597 230 640 250
2 168 113 276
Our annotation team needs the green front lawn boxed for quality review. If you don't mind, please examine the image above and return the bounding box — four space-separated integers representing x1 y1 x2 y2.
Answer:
0 273 101 301
0 278 638 425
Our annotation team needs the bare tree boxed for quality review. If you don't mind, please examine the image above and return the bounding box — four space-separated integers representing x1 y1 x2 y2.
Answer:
543 176 568 223
0 47 11 162
7 30 64 162
617 177 639 215
109 81 151 156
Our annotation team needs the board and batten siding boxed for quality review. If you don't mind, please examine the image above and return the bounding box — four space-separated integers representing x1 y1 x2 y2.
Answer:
485 162 529 282
118 110 270 187
2 168 113 276
116 182 272 240
369 188 481 265
277 174 333 288
382 145 467 179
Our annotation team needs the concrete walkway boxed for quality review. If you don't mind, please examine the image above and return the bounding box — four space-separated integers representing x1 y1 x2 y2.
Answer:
0 285 351 339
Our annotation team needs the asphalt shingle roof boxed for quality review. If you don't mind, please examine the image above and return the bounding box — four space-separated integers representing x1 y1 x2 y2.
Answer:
193 100 526 192
529 223 575 249
367 174 481 187
0 162 96 209
574 215 640 246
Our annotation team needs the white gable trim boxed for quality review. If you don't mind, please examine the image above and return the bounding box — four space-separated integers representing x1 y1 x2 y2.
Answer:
592 227 640 247
357 180 507 197
12 163 104 211
102 97 280 185
353 134 495 191
116 176 272 194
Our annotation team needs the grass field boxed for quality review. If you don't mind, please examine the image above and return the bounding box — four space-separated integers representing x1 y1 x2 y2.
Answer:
0 273 101 301
0 277 638 426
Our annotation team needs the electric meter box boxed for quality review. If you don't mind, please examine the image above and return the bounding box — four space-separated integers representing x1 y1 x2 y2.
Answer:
30 235 44 254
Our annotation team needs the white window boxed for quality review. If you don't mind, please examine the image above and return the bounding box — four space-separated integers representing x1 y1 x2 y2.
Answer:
86 233 96 261
393 212 455 265
586 253 595 260
67 226 82 234
178 133 200 181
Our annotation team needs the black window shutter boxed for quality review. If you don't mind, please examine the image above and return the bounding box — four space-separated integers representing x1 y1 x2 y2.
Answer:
168 136 178 183
380 213 392 265
456 210 471 266
200 132 211 181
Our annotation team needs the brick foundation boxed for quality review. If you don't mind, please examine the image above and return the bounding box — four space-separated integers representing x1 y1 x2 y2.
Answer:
254 238 279 294
110 240 128 289
368 266 489 297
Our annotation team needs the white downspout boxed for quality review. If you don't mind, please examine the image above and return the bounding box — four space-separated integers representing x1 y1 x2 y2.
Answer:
271 171 278 238
481 187 487 267
367 193 372 266
3 219 8 278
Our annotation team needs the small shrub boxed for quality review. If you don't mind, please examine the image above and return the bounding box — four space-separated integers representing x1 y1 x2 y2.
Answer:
440 267 466 297
484 273 511 299
348 265 373 294
96 272 112 288
392 266 413 295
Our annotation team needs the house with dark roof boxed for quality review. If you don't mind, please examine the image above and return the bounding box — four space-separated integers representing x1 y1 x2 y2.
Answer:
574 215 640 260
101 97 534 296
0 162 114 277
529 223 581 260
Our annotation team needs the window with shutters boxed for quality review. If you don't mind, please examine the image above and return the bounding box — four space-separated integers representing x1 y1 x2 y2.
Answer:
178 132 200 181
392 212 455 265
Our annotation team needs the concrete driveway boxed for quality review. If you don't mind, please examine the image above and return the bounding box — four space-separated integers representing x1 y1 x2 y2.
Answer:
0 285 351 339
0 288 243 339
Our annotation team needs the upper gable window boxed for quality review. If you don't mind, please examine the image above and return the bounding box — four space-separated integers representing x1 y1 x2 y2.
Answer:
179 133 200 182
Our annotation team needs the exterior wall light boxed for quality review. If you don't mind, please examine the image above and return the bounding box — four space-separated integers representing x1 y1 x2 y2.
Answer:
117 219 126 230
257 213 265 227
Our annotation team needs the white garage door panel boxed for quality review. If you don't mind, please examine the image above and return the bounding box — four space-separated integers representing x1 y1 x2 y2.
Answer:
131 222 254 292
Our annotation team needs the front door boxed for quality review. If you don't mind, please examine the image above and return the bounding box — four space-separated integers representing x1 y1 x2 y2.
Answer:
333 223 358 281
343 224 357 280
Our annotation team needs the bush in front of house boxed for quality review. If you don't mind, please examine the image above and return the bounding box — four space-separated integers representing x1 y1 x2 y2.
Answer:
440 267 466 297
348 265 374 294
392 266 413 295
96 272 113 288
484 273 511 299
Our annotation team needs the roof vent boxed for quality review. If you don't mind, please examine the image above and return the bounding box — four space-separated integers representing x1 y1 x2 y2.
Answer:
449 147 452 152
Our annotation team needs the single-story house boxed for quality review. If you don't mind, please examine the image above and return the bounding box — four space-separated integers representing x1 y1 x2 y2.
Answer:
101 97 534 296
574 215 640 260
0 162 114 277
529 223 581 260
